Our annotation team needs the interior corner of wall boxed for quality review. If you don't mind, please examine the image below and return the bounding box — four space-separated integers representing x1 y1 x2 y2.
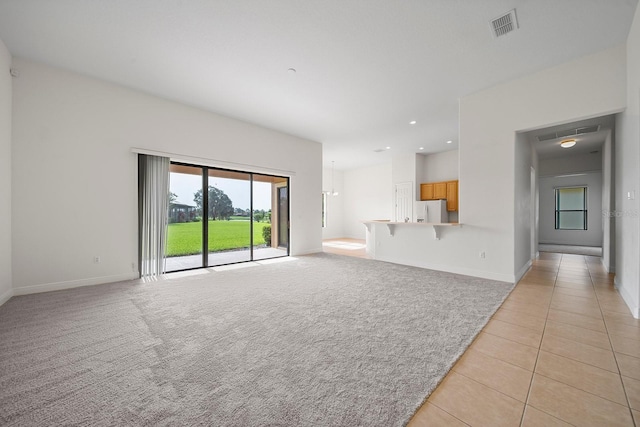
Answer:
514 259 532 283
0 286 13 307
614 276 640 319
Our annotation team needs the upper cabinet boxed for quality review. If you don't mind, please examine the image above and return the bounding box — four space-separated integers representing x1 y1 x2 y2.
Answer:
434 182 447 199
420 183 434 200
420 180 458 212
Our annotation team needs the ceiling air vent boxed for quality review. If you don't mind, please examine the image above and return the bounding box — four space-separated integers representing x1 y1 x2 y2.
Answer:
576 125 600 134
536 124 601 142
537 133 558 142
556 128 577 138
491 9 518 38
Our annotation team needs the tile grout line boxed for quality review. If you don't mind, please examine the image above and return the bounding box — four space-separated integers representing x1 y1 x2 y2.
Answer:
523 255 628 416
422 256 557 426
588 259 638 427
518 254 561 426
414 401 471 427
533 258 633 406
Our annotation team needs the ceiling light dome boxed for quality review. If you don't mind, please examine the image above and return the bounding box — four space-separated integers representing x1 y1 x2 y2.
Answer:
560 139 577 148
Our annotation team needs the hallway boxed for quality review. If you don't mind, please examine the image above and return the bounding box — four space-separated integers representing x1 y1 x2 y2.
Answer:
410 252 639 426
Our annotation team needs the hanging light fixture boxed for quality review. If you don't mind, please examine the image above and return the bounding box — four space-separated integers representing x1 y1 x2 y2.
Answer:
331 161 339 196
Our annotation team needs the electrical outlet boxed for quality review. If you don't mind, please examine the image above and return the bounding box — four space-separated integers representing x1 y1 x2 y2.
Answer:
479 251 486 259
93 256 101 264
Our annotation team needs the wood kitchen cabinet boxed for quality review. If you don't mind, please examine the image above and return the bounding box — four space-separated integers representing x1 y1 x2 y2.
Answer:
420 183 434 200
434 182 447 199
446 180 458 212
420 179 458 212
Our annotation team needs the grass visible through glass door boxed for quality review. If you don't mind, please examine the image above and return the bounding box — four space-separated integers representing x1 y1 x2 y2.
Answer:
166 219 269 257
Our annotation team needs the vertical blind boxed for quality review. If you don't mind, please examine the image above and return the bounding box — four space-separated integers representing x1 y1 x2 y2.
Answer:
139 154 170 277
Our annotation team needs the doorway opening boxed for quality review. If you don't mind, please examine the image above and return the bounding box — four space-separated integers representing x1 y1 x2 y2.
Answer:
524 114 615 260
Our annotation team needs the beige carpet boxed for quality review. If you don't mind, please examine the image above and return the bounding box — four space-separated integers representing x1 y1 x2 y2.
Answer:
0 253 513 426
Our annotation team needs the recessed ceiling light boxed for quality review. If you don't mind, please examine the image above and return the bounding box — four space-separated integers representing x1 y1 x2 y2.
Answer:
419 147 424 150
560 139 576 148
386 146 391 150
409 120 417 125
446 140 453 144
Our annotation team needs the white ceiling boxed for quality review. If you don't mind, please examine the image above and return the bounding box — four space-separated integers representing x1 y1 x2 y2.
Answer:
0 1 637 170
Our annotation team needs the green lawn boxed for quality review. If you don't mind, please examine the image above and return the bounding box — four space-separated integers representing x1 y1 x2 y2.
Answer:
166 220 269 257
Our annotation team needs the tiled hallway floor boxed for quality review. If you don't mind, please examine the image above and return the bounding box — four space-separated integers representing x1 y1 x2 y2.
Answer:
409 252 640 426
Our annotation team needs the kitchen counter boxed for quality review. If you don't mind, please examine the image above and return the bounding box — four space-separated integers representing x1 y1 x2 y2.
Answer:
362 220 461 239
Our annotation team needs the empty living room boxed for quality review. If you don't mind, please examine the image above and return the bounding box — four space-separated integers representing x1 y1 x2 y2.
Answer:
1 1 639 426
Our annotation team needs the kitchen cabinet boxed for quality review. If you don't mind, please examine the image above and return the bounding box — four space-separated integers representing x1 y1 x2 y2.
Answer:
420 180 458 212
434 182 447 199
446 180 458 212
420 183 434 200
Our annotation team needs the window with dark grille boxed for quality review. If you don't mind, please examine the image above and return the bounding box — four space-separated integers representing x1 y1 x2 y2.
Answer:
555 187 587 230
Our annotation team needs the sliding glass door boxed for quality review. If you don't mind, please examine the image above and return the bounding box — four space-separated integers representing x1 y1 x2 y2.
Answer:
164 162 289 272
207 169 252 266
166 164 203 272
253 174 289 260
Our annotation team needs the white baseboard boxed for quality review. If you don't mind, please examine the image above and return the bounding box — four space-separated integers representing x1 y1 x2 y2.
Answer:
0 287 13 307
515 260 533 283
292 247 324 256
601 258 615 273
13 273 139 296
615 276 640 319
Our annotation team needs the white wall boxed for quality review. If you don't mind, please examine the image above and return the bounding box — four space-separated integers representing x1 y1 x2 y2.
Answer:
615 4 640 318
391 154 417 186
602 130 615 272
539 152 603 177
532 147 540 260
514 134 533 277
420 150 459 183
342 162 392 239
538 172 603 246
458 44 626 281
392 154 417 221
538 151 604 247
365 46 626 283
322 166 344 239
0 39 12 305
11 58 322 294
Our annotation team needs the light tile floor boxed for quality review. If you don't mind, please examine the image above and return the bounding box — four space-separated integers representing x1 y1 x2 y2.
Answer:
322 238 369 258
408 252 640 426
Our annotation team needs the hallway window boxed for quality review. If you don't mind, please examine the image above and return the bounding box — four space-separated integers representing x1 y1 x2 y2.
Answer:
555 187 587 230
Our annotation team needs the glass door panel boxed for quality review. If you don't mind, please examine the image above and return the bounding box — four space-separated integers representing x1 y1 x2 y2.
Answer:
166 164 203 272
207 169 252 266
253 174 289 261
278 186 289 247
